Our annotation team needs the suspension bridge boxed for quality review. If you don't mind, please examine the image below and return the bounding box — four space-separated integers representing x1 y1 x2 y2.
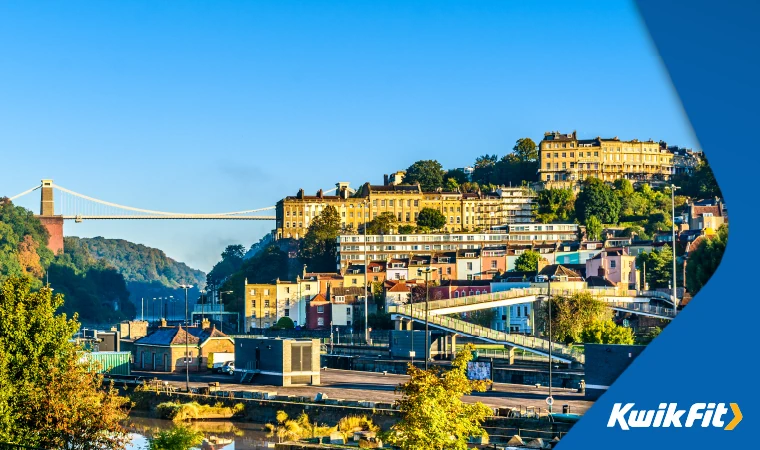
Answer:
8 179 286 254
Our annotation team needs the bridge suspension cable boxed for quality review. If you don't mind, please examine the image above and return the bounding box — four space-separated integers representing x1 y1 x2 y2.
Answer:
8 185 42 201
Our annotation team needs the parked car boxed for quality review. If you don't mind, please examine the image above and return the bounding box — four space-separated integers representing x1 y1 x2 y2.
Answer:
220 361 234 375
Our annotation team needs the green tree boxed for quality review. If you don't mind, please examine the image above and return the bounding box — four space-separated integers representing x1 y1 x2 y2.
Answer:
444 168 469 185
574 178 621 224
219 244 289 315
0 277 130 448
404 160 445 191
368 312 394 330
671 157 722 199
384 345 492 450
535 292 611 344
397 224 416 234
636 245 674 289
493 153 538 187
580 320 634 345
365 212 397 235
149 425 204 450
585 215 603 241
299 206 341 273
416 208 447 230
514 250 541 273
444 177 460 192
472 154 498 185
536 188 575 222
275 316 295 329
512 137 539 162
686 225 728 295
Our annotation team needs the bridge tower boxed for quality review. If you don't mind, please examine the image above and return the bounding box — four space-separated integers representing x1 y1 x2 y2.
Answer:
36 179 64 255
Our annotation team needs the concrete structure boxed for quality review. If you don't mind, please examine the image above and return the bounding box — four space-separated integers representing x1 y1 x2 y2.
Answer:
235 337 321 386
539 131 674 187
506 223 579 242
133 324 233 372
117 320 148 340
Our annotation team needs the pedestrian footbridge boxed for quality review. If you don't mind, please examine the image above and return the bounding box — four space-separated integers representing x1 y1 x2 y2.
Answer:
388 287 676 365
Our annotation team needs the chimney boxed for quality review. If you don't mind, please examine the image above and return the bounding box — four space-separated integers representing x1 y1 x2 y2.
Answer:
537 258 550 274
598 267 606 277
160 318 167 328
201 318 210 330
384 174 389 185
317 189 323 198
303 264 308 278
297 188 305 199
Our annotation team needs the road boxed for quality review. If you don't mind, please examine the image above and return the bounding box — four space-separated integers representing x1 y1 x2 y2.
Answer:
132 368 593 414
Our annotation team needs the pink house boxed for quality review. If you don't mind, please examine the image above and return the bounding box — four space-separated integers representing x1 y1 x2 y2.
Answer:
585 248 638 289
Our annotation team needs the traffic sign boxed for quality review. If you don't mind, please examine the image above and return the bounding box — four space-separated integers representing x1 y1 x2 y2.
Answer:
546 396 554 406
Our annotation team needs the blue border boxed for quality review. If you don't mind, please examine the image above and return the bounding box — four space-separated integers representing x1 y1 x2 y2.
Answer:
560 1 757 447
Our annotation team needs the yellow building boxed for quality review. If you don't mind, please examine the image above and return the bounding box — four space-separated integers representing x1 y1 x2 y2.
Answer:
276 182 536 239
539 131 674 188
244 281 278 330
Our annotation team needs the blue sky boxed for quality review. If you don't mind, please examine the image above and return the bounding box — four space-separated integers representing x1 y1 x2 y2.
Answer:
0 0 697 272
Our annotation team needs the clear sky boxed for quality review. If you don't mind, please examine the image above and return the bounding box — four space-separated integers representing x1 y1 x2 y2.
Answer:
0 0 697 273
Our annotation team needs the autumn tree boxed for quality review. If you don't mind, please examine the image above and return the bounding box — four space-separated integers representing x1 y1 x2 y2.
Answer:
404 160 445 191
384 345 492 450
298 206 342 273
0 276 130 448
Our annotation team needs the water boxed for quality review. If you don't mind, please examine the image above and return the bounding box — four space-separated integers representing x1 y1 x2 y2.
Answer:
124 416 277 450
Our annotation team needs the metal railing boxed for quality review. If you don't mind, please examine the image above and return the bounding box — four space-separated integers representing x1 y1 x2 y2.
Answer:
607 301 674 318
389 304 584 364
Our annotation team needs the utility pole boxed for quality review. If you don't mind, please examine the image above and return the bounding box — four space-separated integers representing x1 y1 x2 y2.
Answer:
671 184 680 313
179 284 194 393
548 274 553 413
363 200 369 344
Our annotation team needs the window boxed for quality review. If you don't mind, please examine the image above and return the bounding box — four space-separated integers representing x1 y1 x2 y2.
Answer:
524 306 529 316
466 262 473 270
491 260 497 269
561 152 566 158
264 300 270 307
286 287 290 294
317 317 324 326
317 305 324 313
250 289 256 295
454 291 459 298
546 163 550 169
611 260 617 268
352 278 357 285
305 284 311 291
570 152 574 157
446 267 452 275
264 289 269 295
346 307 351 315
389 200 394 207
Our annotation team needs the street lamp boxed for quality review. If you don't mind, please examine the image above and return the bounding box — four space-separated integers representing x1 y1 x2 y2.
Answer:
152 297 157 325
200 289 206 324
362 200 369 344
670 184 680 313
418 266 435 370
179 284 194 393
219 290 233 332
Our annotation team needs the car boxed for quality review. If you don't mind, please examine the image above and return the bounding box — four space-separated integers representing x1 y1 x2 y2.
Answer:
220 361 234 375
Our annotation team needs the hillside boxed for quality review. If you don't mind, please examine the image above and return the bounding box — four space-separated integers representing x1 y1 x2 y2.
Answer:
64 237 206 318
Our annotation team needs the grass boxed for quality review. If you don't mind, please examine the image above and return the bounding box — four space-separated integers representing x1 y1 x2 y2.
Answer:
156 401 245 422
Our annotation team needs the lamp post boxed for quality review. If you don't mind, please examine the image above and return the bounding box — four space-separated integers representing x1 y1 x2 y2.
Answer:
200 289 206 324
168 295 174 321
418 266 435 370
548 274 553 413
363 200 369 344
152 297 157 324
670 184 680 313
220 290 233 332
179 284 194 393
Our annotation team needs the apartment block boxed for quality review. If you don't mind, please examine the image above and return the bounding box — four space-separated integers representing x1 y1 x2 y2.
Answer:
539 130 674 187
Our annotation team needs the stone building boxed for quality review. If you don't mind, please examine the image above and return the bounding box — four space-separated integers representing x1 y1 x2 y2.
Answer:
132 322 233 373
539 130 674 187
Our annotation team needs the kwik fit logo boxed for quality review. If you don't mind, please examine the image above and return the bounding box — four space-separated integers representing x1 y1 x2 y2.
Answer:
608 403 742 430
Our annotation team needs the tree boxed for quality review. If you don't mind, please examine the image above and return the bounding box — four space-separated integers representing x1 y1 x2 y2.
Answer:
636 245 674 289
514 250 541 273
574 178 621 224
534 292 611 344
365 212 397 235
299 206 341 273
444 177 460 192
397 224 416 234
585 215 603 241
580 320 634 345
472 154 498 185
149 425 204 450
0 276 130 448
275 316 295 329
536 188 575 223
686 225 728 295
384 345 492 450
368 312 394 330
404 160 445 191
416 208 447 230
219 244 289 315
444 168 469 185
512 137 538 162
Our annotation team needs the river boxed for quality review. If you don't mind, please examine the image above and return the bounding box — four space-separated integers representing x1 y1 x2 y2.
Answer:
124 416 277 449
